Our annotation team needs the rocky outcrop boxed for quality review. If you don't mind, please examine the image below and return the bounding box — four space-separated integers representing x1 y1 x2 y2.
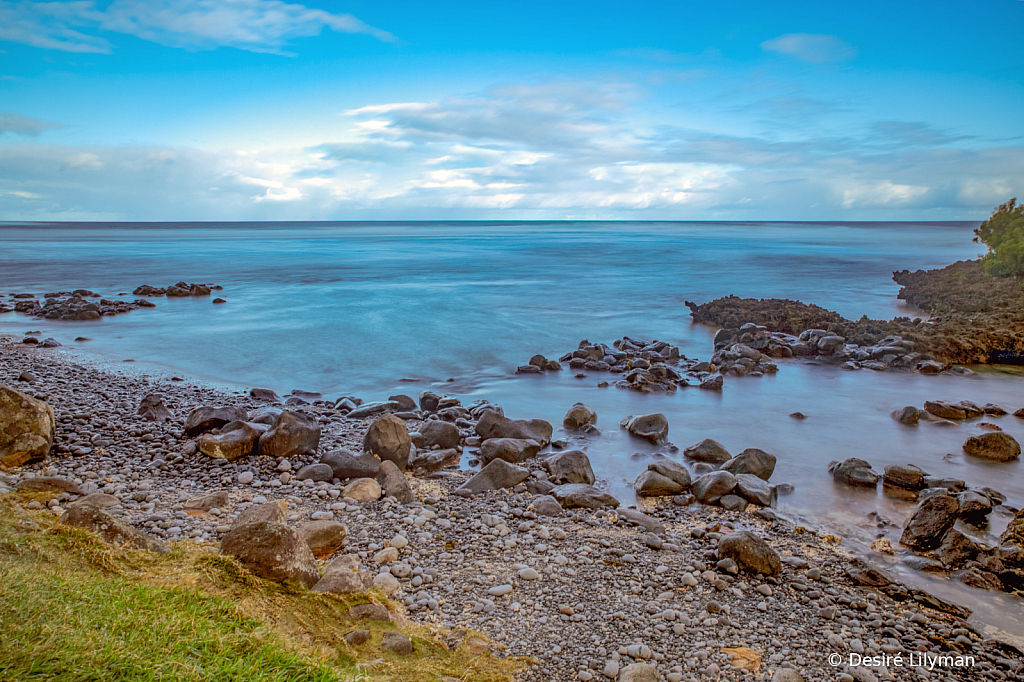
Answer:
0 384 55 468
363 414 411 470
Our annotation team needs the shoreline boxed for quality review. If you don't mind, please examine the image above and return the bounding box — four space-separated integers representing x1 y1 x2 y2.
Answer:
2 336 1023 681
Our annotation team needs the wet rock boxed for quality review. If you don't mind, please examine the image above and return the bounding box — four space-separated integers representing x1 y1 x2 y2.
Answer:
691 471 737 504
1000 508 1024 547
958 400 985 418
456 458 530 495
963 432 1020 462
249 388 282 402
958 491 993 525
923 400 967 420
341 478 382 503
620 413 669 445
260 410 321 459
299 520 348 558
717 530 781 576
983 403 1007 416
183 405 248 438
734 473 773 506
647 460 691 490
137 394 173 421
544 449 595 485
683 438 731 464
563 402 597 430
418 391 442 413
700 374 724 390
0 384 56 469
475 411 553 447
59 502 170 553
479 438 541 465
720 448 776 481
551 483 619 509
320 448 380 481
890 406 921 425
220 521 319 588
408 447 459 472
900 493 960 551
197 421 264 461
937 528 982 568
882 464 927 490
830 458 879 487
376 460 415 504
387 394 416 411
418 420 460 450
635 470 684 497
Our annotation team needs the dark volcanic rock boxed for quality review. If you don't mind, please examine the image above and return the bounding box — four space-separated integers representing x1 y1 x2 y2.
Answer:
720 448 776 481
683 438 731 464
183 405 248 438
901 493 960 551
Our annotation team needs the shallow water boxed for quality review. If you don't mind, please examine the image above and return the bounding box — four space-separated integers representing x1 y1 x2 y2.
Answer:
3 220 1023 643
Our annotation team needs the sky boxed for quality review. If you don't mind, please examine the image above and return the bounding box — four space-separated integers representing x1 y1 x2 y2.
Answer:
1 0 1023 222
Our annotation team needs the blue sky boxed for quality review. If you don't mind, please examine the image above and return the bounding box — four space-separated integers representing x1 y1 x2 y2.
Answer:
1 0 1022 221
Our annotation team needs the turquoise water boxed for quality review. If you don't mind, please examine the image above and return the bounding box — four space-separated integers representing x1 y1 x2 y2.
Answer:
3 220 1024 640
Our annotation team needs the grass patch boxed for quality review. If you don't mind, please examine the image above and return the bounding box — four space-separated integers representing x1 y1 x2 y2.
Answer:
0 495 523 682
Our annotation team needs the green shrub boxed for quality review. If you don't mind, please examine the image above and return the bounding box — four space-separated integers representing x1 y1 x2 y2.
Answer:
973 198 1024 276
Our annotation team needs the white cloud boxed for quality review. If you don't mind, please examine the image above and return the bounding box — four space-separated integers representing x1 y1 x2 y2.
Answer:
761 33 857 63
0 0 394 55
0 110 64 135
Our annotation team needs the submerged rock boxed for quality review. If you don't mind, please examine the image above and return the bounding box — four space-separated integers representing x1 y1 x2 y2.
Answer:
683 438 731 464
963 432 1021 461
829 458 879 488
620 413 669 445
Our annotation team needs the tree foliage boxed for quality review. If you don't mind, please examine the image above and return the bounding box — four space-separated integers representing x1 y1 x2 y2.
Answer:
974 198 1024 276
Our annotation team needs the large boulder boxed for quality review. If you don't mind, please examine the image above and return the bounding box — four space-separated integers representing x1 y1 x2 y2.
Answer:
683 438 731 464
720 448 776 481
937 528 982 568
137 394 173 422
479 437 541 465
551 483 619 509
717 530 781 576
419 420 460 450
320 448 380 480
830 458 879 487
183 405 248 438
475 411 552 447
0 384 55 468
647 460 691 489
620 413 669 445
563 403 597 430
544 450 595 485
882 464 927 490
963 432 1021 462
59 501 170 553
260 410 321 459
634 470 684 497
220 521 319 588
299 520 348 559
691 471 737 504
197 420 264 461
363 414 411 470
923 401 967 421
376 460 415 504
900 493 960 551
456 458 530 495
734 473 773 506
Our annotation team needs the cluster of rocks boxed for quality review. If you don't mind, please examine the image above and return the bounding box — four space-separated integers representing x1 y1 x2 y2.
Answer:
4 338 1024 681
889 401 1022 461
521 338 729 392
134 281 222 297
0 280 226 321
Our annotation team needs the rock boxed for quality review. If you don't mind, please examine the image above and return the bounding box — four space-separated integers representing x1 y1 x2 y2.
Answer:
683 438 731 464
220 522 319 587
362 414 412 470
620 413 669 445
418 391 442 412
419 420 460 450
963 432 1021 462
232 500 288 529
936 528 982 568
137 394 173 421
260 410 321 459
719 494 748 512
58 503 170 553
247 405 283 425
532 495 563 516
1001 508 1024 546
890 406 921 425
345 401 398 419
343 629 371 646
882 464 927 490
381 631 414 655
734 474 772 506
345 603 392 622
320 448 380 480
720 448 776 481
0 384 56 468
691 471 737 504
456 458 530 495
635 470 684 497
958 491 993 525
900 493 960 551
475 411 552 447
550 483 619 509
983 403 1007 415
771 670 805 682
183 405 248 438
957 400 985 418
376 460 415 504
789 411 807 420
923 400 967 420
17 475 79 494
341 477 381 503
700 374 724 390
617 663 658 682
388 394 416 411
299 520 348 559
184 490 229 512
830 458 879 487
647 460 691 489
408 447 459 472
294 463 334 482
197 421 263 461
249 388 281 402
479 437 541 465
717 530 781 576
544 449 596 485
563 402 597 429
